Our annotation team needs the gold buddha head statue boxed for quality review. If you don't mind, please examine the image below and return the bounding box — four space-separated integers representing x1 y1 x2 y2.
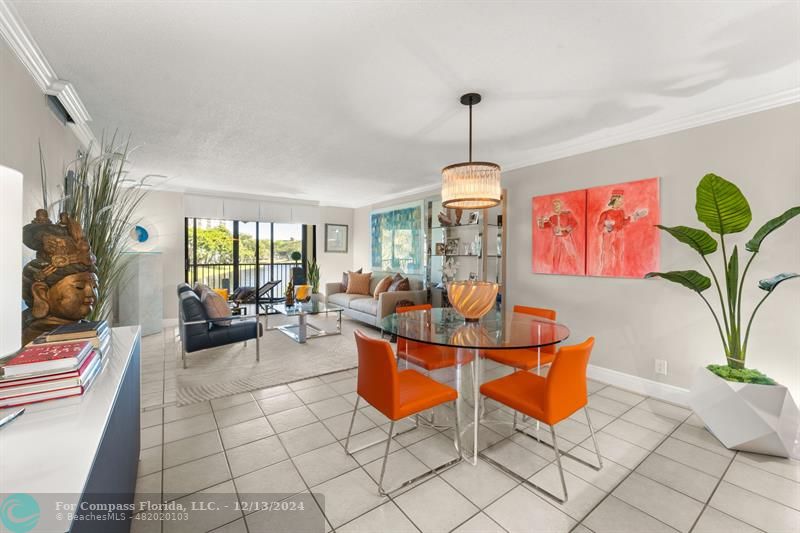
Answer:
21 209 98 344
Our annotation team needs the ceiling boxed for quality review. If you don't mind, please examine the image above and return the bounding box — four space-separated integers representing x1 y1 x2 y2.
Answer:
9 1 800 207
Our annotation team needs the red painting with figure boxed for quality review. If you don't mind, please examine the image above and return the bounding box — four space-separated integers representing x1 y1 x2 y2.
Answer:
586 177 660 278
532 188 587 275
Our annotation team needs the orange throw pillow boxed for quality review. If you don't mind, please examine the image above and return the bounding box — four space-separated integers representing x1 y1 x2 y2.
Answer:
346 271 372 295
373 275 393 299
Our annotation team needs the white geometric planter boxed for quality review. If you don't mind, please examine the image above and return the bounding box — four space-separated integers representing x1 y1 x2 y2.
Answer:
689 367 800 458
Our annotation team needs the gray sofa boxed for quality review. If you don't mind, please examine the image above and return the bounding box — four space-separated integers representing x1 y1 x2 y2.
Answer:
325 272 426 327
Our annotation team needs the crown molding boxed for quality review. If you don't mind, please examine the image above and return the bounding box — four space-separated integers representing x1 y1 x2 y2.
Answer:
0 0 96 149
351 88 800 209
500 87 800 175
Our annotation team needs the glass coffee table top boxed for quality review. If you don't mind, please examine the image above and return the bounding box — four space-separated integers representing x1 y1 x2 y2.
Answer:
271 301 343 316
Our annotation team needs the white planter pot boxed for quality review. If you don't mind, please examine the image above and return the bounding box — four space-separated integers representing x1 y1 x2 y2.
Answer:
689 367 799 458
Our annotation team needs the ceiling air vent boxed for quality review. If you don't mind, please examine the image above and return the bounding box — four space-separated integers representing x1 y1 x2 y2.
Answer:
46 94 74 125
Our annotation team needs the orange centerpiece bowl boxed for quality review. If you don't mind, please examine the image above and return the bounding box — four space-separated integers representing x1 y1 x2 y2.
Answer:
447 281 498 321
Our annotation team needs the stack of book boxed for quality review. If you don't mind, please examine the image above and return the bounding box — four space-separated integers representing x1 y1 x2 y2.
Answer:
31 320 111 358
0 321 109 408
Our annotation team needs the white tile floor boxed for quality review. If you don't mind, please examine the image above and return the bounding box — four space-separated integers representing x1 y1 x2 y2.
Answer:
132 327 800 533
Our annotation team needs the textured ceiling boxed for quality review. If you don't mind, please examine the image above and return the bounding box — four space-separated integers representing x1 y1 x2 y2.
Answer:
11 1 800 207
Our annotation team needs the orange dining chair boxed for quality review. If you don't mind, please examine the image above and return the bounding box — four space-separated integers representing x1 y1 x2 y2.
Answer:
395 304 473 425
396 304 467 371
483 305 558 372
345 330 463 495
478 337 601 503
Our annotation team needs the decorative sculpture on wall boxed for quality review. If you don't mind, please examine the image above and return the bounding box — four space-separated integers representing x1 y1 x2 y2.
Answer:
21 209 99 344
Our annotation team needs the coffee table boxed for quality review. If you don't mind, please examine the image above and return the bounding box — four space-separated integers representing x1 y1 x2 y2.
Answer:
266 301 343 343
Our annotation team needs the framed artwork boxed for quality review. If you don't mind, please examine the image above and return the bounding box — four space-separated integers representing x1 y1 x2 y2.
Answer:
532 188 587 275
467 211 480 225
324 223 348 253
531 177 660 278
445 238 460 255
370 201 423 273
586 177 660 278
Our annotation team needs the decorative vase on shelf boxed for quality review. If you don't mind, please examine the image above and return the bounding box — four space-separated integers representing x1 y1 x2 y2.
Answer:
447 281 498 322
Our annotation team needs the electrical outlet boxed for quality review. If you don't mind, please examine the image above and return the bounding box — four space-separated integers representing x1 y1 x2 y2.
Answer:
655 359 668 376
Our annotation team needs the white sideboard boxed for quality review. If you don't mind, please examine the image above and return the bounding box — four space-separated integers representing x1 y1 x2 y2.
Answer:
0 326 141 533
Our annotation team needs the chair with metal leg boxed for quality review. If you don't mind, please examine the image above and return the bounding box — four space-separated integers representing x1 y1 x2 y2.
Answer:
345 330 463 496
478 337 602 503
482 305 558 372
395 304 473 425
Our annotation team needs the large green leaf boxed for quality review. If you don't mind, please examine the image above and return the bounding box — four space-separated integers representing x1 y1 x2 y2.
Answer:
727 245 739 307
745 206 800 252
758 273 800 292
645 270 712 292
656 225 718 255
695 173 752 235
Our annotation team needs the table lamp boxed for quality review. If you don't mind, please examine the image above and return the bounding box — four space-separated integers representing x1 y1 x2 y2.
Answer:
0 165 23 357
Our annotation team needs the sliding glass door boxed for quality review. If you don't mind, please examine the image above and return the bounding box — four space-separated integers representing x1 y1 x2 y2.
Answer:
185 218 309 299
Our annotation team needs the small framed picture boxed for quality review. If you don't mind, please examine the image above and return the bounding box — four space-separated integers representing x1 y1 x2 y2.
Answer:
325 224 348 253
435 243 446 255
467 211 480 225
445 238 460 255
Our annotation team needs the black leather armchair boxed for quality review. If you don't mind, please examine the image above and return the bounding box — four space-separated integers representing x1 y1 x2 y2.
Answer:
177 284 262 368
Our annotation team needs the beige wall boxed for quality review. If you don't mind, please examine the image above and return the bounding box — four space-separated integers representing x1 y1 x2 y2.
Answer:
134 190 186 319
503 104 800 393
0 39 83 225
317 206 354 291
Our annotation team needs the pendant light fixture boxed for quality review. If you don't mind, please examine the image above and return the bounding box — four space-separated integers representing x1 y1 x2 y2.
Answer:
441 93 501 209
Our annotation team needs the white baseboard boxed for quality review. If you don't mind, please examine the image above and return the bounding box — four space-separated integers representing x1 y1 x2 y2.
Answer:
587 364 690 407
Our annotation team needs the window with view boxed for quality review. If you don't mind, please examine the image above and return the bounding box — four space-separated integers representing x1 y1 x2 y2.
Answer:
185 218 308 299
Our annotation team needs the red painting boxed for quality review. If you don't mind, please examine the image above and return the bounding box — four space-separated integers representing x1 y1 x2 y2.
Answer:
532 189 587 275
586 177 660 278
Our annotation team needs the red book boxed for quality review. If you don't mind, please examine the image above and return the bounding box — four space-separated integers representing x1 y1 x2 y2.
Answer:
0 354 103 408
0 350 99 393
0 341 92 378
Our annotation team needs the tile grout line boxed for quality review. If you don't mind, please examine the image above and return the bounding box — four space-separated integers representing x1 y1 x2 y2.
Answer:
207 399 249 533
687 449 738 533
573 405 695 532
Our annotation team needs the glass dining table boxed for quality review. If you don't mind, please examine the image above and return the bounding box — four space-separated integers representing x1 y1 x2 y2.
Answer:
381 307 571 464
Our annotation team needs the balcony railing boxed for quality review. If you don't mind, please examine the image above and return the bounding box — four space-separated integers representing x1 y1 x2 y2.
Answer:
187 263 300 297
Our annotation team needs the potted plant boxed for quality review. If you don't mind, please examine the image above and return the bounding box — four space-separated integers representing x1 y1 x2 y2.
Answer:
647 173 799 457
307 258 320 294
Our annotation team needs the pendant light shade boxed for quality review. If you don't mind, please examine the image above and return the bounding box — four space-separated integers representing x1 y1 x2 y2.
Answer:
441 93 501 209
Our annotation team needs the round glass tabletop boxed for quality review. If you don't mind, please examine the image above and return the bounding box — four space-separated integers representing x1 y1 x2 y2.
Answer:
381 308 570 350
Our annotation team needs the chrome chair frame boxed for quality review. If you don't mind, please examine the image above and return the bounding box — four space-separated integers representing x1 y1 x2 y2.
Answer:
179 315 261 369
479 406 602 504
344 395 463 496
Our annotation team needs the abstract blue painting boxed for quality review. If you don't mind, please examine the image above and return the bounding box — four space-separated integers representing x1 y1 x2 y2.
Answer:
370 202 423 274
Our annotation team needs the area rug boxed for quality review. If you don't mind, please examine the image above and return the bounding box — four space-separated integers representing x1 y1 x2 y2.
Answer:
173 314 380 405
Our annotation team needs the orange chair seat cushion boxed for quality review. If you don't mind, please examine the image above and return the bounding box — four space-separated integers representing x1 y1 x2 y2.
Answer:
480 370 583 426
397 344 471 370
392 369 458 420
482 348 556 371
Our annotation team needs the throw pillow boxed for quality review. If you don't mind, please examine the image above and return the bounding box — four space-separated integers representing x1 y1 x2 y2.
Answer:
346 271 372 295
373 275 394 299
341 267 362 292
193 282 211 298
389 274 410 292
201 289 232 326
